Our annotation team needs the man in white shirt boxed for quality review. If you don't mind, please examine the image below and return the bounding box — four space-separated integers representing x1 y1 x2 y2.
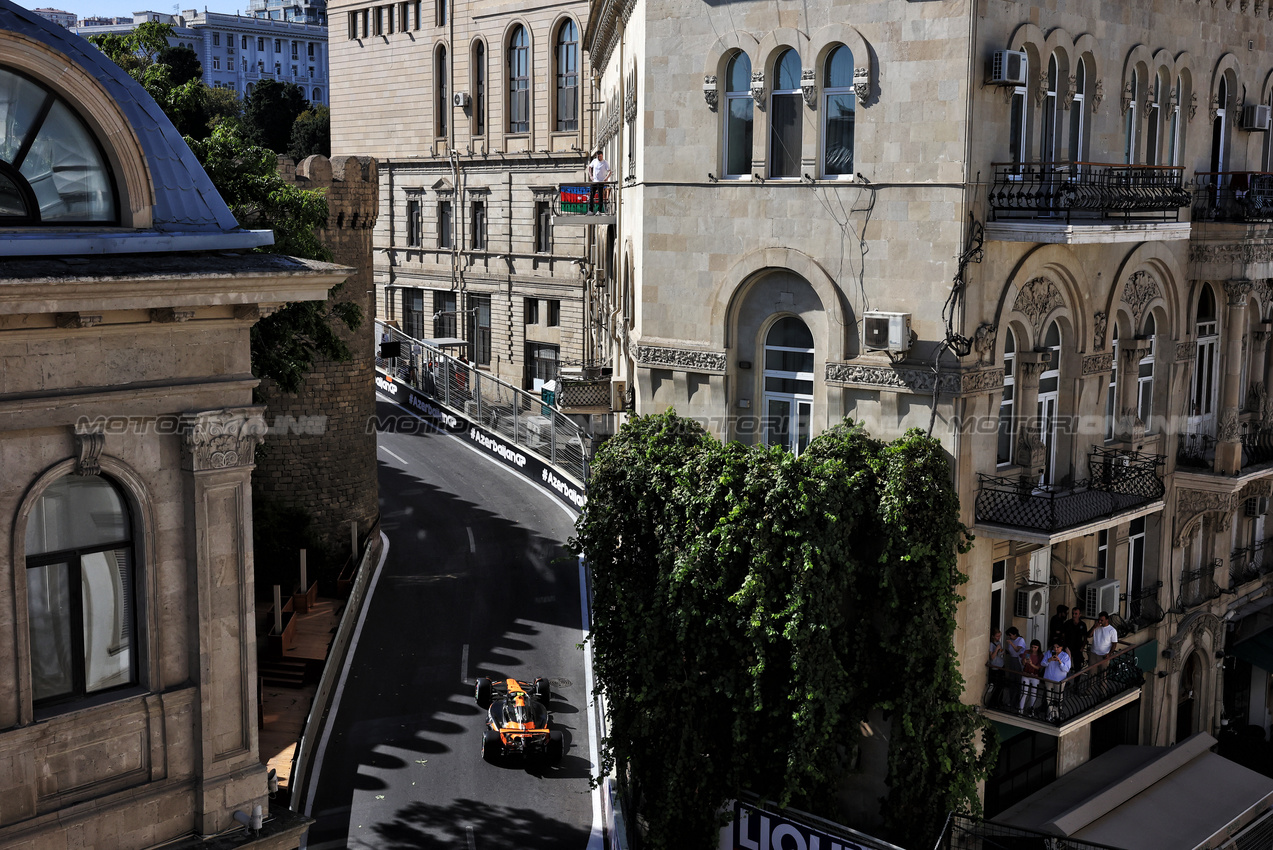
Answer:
1088 611 1118 668
588 149 611 213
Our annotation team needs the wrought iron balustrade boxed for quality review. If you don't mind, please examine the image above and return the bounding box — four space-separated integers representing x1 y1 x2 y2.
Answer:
988 161 1189 222
558 377 612 410
1177 431 1215 469
1180 560 1222 609
982 647 1144 727
1231 540 1270 587
1192 171 1273 222
1241 421 1273 468
975 449 1164 534
1125 583 1165 632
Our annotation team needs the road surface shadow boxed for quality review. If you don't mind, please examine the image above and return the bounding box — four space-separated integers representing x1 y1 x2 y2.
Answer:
372 797 592 850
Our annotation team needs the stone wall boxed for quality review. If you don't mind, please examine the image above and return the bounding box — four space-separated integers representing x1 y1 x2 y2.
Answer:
253 154 380 573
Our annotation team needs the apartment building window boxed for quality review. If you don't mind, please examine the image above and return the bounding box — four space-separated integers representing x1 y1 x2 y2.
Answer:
275 62 282 75
1068 59 1086 164
534 200 551 253
1040 54 1058 164
1169 77 1183 167
1009 58 1028 169
997 327 1015 465
1139 315 1156 427
1124 69 1138 164
1145 73 1163 165
473 40 486 136
525 297 539 324
309 66 314 78
508 25 530 133
555 20 578 131
259 36 265 50
470 200 487 249
213 32 220 46
413 0 422 30
769 49 802 178
402 288 425 339
436 0 446 26
258 60 265 73
990 558 1006 635
547 299 560 326
433 291 457 337
467 293 491 365
1038 321 1061 486
1190 284 1219 437
436 45 448 137
292 65 298 77
275 38 282 52
1106 325 1118 442
724 51 753 177
373 8 383 36
525 342 560 389
406 199 421 246
213 56 221 71
24 475 138 707
1212 76 1230 173
1096 530 1109 580
822 45 854 177
292 41 298 58
242 34 248 48
1127 516 1147 617
437 200 453 248
227 58 234 71
308 41 315 58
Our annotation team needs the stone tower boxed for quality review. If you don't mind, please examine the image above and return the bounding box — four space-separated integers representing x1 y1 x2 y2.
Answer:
253 154 380 573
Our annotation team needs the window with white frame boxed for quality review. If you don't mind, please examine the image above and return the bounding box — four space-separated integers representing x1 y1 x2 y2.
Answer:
555 21 578 132
1009 60 1028 169
1040 54 1058 164
508 26 529 133
1096 529 1109 579
997 327 1016 465
1038 321 1061 486
1106 324 1119 441
1146 72 1163 165
1128 516 1146 616
724 52 753 177
768 49 802 178
822 45 854 178
1124 69 1138 164
1168 77 1183 166
1139 314 1155 427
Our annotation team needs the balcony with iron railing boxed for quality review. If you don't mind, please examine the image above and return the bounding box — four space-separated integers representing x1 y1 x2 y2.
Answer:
1177 421 1273 474
983 646 1145 729
975 448 1165 538
1230 540 1273 588
1179 560 1223 610
987 161 1190 224
1192 171 1273 223
553 182 615 225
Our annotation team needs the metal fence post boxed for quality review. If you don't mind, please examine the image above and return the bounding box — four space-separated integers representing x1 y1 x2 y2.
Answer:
550 414 557 464
475 371 482 424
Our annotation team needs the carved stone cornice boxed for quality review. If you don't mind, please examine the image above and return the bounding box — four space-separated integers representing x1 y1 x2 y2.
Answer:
1175 488 1237 546
73 428 105 476
1093 311 1108 350
181 407 268 472
636 344 727 374
1175 341 1197 362
1240 478 1273 502
1013 277 1065 335
1122 271 1162 325
151 307 196 323
1167 611 1225 673
55 312 103 329
1190 242 1273 265
825 363 957 393
585 0 639 69
960 368 1005 393
1082 352 1114 375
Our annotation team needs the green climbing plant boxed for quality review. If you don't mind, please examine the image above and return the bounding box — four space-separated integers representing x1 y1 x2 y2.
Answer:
571 412 996 850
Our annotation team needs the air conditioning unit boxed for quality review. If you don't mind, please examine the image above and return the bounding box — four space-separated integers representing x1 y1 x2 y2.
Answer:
989 50 1028 86
1246 496 1270 517
863 312 912 353
1028 545 1051 584
1241 104 1272 131
226 47 235 54
1015 584 1049 619
609 379 628 412
453 91 471 108
1085 578 1120 618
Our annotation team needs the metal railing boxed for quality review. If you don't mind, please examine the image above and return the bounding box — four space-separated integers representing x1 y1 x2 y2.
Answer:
1192 171 1273 222
975 449 1164 534
554 182 616 217
1242 421 1273 468
1124 582 1165 633
559 377 612 410
375 321 588 484
982 646 1145 727
1180 560 1222 609
1231 540 1273 587
1177 430 1216 469
988 161 1190 222
935 813 1128 850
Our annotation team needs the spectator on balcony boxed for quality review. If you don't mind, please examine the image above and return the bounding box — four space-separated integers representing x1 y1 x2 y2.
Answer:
1048 603 1069 647
1019 639 1044 715
587 149 610 214
1004 626 1026 702
1089 611 1118 667
1061 606 1088 669
1040 639 1072 720
988 628 1005 705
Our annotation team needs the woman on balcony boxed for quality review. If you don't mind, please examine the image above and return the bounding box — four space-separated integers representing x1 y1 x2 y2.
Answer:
1019 639 1044 715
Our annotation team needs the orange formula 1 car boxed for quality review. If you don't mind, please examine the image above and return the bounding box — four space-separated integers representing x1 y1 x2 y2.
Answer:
474 676 564 764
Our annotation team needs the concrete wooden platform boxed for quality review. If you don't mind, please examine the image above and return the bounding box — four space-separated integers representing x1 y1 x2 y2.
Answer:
259 596 343 793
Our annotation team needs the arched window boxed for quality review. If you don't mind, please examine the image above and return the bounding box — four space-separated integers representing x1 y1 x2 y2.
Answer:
472 40 486 137
1068 58 1086 164
1124 68 1139 164
555 20 578 132
1039 321 1061 485
1009 54 1028 168
1168 77 1183 166
1190 284 1220 437
1211 76 1229 173
762 316 815 455
1106 324 1119 441
312 87 321 102
768 49 802 178
25 475 137 706
821 45 854 178
508 25 529 133
998 327 1016 465
1139 314 1156 427
0 66 117 224
1040 54 1058 164
435 45 448 137
724 52 753 177
1145 71 1163 165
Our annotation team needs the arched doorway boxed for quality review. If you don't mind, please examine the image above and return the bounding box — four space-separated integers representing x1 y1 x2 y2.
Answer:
1177 652 1203 742
762 316 814 455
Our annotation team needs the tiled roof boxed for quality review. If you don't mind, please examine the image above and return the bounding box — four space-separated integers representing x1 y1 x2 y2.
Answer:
0 0 242 233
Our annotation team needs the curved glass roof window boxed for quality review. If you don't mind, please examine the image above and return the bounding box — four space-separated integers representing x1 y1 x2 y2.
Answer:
0 66 117 225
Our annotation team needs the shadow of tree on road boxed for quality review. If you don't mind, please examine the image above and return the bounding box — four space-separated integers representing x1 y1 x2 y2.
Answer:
373 797 592 849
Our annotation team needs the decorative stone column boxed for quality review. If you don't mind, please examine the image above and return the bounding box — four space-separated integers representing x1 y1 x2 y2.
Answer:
1116 340 1152 443
1257 324 1273 428
1015 350 1051 484
1216 280 1252 474
181 407 269 835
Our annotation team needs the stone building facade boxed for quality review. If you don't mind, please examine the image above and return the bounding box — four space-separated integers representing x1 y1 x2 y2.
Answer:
253 154 381 567
585 0 1273 825
328 0 595 391
0 3 347 847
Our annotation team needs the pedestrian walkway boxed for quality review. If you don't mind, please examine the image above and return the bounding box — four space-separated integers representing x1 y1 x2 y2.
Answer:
258 596 343 797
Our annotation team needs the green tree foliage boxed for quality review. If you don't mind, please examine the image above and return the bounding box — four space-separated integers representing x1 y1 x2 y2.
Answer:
87 20 171 77
571 413 996 850
188 123 362 391
156 43 201 85
289 104 331 160
244 79 310 154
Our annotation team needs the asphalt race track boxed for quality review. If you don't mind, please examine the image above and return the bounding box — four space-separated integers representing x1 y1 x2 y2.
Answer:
304 397 597 850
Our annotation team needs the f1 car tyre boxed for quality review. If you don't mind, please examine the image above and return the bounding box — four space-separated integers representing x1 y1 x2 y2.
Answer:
482 728 502 762
475 677 492 709
534 677 551 703
547 730 564 764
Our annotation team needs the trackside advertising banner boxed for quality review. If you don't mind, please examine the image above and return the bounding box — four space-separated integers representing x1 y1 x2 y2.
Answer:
375 369 586 512
720 799 892 850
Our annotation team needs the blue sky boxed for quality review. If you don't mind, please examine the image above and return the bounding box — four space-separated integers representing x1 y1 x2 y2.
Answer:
31 0 246 20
